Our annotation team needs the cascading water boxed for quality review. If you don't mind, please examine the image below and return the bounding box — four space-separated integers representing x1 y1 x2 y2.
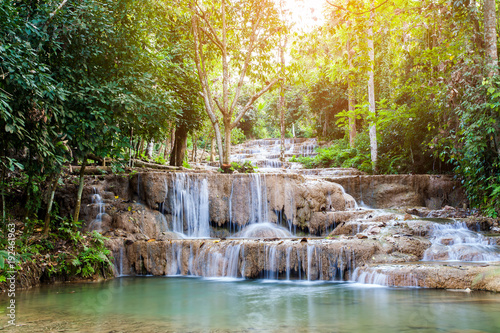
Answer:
154 240 358 282
351 267 419 287
88 187 105 232
248 173 268 224
422 221 500 262
166 173 210 238
236 222 292 238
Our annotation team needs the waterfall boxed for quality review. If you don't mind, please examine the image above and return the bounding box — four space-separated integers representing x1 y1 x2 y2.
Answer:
422 221 500 262
88 187 105 232
248 173 268 224
133 240 360 281
167 173 210 238
112 242 126 277
351 267 419 287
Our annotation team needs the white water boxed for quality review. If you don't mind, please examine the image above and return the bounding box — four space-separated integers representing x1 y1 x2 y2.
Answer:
351 267 419 287
422 221 500 262
162 240 357 282
248 173 268 224
88 187 105 232
166 173 210 238
236 222 292 238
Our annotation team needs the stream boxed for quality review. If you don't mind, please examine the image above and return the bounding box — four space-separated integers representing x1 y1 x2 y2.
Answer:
2 277 500 332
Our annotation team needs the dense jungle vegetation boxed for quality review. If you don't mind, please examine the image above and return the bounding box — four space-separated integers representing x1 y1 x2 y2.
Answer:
0 0 499 281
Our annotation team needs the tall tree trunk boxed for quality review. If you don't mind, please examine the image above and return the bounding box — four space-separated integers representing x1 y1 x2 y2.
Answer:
323 115 328 138
210 136 216 162
170 128 175 153
73 157 87 224
223 121 231 165
157 142 164 161
163 139 169 160
468 0 484 53
137 138 145 159
146 140 154 160
279 0 287 163
43 172 59 236
202 135 209 162
169 124 189 167
192 135 198 162
129 129 133 167
368 7 378 174
347 25 356 147
278 18 287 162
484 0 498 77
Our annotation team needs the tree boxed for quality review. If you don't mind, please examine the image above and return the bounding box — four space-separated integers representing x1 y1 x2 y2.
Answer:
367 5 378 173
484 0 498 77
326 0 387 173
190 0 282 165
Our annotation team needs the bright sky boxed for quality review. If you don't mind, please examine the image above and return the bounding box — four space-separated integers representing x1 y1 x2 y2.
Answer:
283 0 327 30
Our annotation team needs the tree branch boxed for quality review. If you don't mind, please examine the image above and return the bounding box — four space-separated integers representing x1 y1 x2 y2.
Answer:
44 0 69 28
193 2 224 51
231 78 279 128
228 14 262 115
197 25 224 51
325 0 390 15
214 97 224 114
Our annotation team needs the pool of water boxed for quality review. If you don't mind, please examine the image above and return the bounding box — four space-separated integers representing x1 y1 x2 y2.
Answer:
1 277 500 332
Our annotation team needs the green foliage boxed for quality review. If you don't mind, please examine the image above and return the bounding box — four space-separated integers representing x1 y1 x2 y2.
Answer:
0 250 11 270
307 77 346 140
183 160 192 169
231 127 247 145
72 231 112 278
154 155 167 165
230 161 257 174
291 134 372 173
450 77 500 217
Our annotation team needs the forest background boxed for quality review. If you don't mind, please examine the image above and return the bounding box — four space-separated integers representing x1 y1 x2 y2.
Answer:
0 0 499 236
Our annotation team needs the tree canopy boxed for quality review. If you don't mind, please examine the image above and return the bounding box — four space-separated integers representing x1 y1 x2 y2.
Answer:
0 0 499 221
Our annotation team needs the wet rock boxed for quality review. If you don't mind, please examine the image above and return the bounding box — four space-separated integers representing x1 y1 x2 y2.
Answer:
353 264 500 292
126 238 380 280
130 172 353 231
331 175 465 209
112 209 166 239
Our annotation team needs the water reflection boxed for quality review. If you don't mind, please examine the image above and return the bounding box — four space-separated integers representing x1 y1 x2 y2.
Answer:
1 277 499 332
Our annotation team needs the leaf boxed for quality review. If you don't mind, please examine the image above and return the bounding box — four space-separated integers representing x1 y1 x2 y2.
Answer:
5 124 15 133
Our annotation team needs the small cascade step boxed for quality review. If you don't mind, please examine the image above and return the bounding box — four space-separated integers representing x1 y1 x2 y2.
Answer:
231 138 319 169
128 238 359 281
422 221 500 262
352 262 500 290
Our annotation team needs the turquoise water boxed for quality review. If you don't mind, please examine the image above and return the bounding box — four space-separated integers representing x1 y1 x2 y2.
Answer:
1 277 500 332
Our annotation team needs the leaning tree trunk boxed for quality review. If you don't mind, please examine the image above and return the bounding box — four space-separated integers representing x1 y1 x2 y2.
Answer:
484 0 498 77
73 157 87 224
347 24 356 147
169 124 188 167
43 172 60 236
367 7 378 174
